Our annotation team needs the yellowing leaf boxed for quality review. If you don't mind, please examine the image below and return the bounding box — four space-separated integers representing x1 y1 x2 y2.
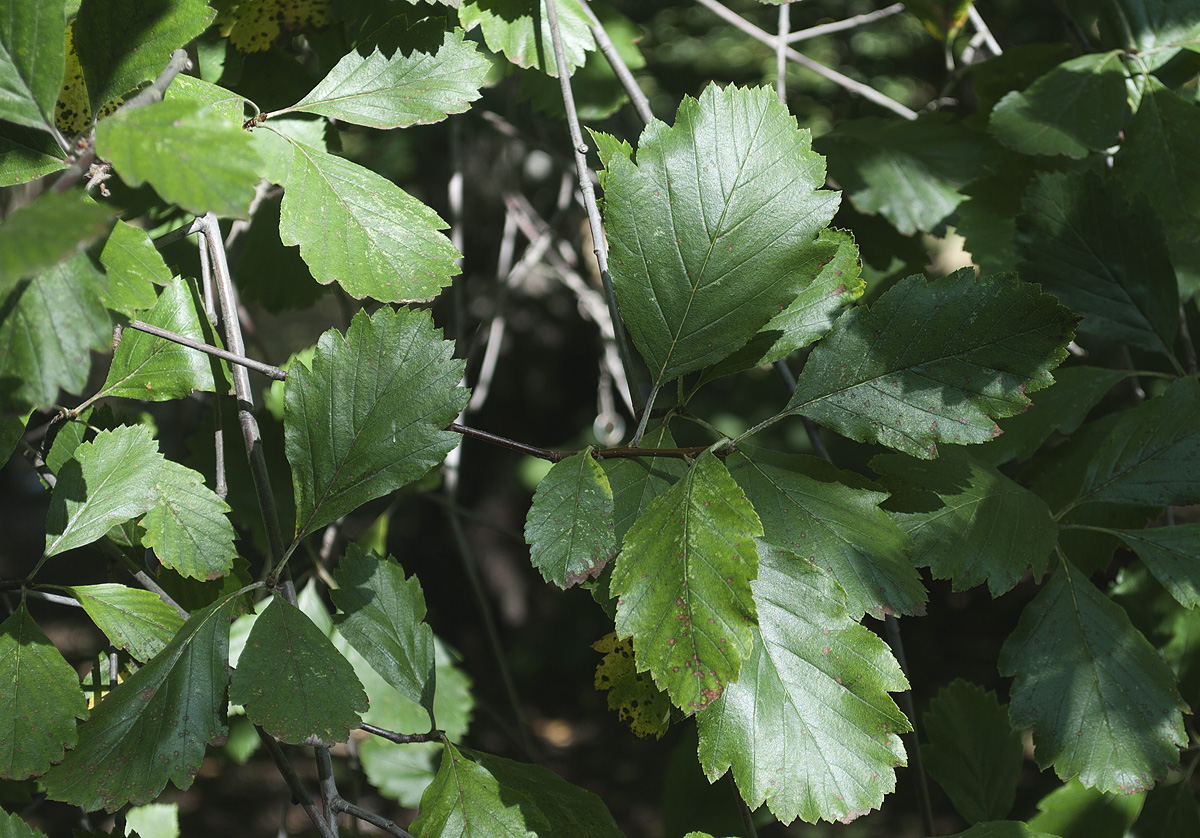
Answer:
54 23 90 136
592 633 670 739
220 0 332 53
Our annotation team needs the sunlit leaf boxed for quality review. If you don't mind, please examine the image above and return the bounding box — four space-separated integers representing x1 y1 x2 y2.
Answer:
459 0 593 77
1111 525 1200 609
141 459 238 581
0 123 66 186
220 0 332 54
0 0 67 130
68 584 184 663
525 448 617 588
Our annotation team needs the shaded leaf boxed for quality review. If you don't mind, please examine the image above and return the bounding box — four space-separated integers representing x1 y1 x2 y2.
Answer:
525 448 616 588
279 141 461 301
697 546 910 825
921 679 1023 824
68 584 184 662
42 592 240 811
1129 776 1200 837
95 99 260 219
284 30 488 128
786 269 1078 459
903 0 972 39
459 0 593 78
284 306 468 539
591 632 670 739
999 560 1187 793
141 458 238 581
229 598 367 745
0 810 49 838
604 84 839 387
163 75 247 125
331 545 436 717
98 220 172 315
220 0 332 54
0 0 67 129
601 423 686 545
1027 776 1144 838
727 448 924 619
0 604 88 780
470 751 623 837
872 448 1056 596
1094 0 1200 70
0 123 66 186
0 191 114 295
610 451 760 714
1112 525 1200 609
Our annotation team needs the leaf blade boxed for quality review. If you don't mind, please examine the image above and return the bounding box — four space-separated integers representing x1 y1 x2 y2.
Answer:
525 448 617 588
68 584 185 662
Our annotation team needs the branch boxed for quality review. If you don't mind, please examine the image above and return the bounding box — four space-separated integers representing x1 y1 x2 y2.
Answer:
126 320 287 380
329 796 414 838
967 5 1003 57
448 422 712 462
257 729 338 838
776 2 790 105
577 0 654 124
786 3 905 43
360 724 444 745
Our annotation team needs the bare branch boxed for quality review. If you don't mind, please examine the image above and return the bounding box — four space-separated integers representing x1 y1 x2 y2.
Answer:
577 0 654 124
776 2 790 105
787 3 905 43
257 730 339 838
127 320 287 380
967 5 1003 56
360 724 444 745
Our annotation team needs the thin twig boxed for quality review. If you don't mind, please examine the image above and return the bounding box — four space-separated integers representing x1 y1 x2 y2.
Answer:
257 730 338 838
884 616 937 837
126 320 287 380
316 745 340 835
360 724 444 745
20 589 83 608
114 552 189 620
787 3 905 43
152 216 206 249
329 797 414 838
967 5 1003 56
776 3 790 105
447 422 708 462
577 0 654 124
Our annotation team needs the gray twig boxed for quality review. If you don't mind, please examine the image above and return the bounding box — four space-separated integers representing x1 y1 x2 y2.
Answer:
787 3 905 43
967 5 1003 56
258 730 338 838
360 724 444 745
329 797 415 838
577 0 653 124
126 320 287 380
316 745 340 835
776 3 790 105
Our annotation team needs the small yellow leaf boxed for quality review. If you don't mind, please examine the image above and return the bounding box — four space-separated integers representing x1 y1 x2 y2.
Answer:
592 632 670 740
218 0 332 54
55 22 91 136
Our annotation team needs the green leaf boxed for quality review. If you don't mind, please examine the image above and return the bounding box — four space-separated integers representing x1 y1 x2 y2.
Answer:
1095 0 1200 70
1017 171 1179 359
124 802 179 838
1027 777 1145 838
0 0 67 129
1111 525 1200 609
141 458 238 581
95 99 260 219
0 254 112 414
42 592 240 811
816 114 995 235
872 448 1057 597
0 604 88 780
331 545 436 718
67 584 184 662
921 679 1023 824
524 448 617 588
278 141 462 301
0 191 114 295
601 423 686 545
697 546 910 825
285 307 467 539
727 448 924 619
44 425 162 559
0 810 49 838
459 0 593 78
469 751 623 837
942 824 1058 838
786 270 1078 459
604 84 839 387
284 30 489 129
610 451 761 714
229 599 367 745
98 220 172 314
999 560 1187 793
0 123 67 186
73 0 216 111
902 0 972 39
1129 777 1200 837
591 632 670 739
989 51 1131 158
163 75 247 125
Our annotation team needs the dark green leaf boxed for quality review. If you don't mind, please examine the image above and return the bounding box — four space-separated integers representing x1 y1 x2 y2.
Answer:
98 220 172 314
727 448 924 619
1111 525 1200 609
284 306 468 539
610 451 760 713
0 191 115 295
525 448 617 587
285 30 489 128
73 0 216 111
95 99 260 219
1111 563 1200 711
0 0 67 129
67 584 185 662
816 114 994 235
459 0 593 77
331 545 436 718
42 592 240 811
1017 171 1179 359
0 412 25 462
279 141 461 301
872 448 1056 596
999 560 1187 793
0 123 67 186
44 425 161 559
921 679 1023 824
1129 777 1200 837
604 84 839 387
788 269 1077 458
470 751 623 837
0 810 49 838
1027 777 1144 838
697 546 909 825
229 599 367 745
989 52 1130 158
141 458 238 581
0 604 88 780
1094 0 1200 70
956 173 1026 276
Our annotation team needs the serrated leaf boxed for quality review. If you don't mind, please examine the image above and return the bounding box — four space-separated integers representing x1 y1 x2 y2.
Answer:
592 632 670 739
331 545 436 717
610 451 760 714
0 604 88 780
604 84 839 388
0 123 66 186
1111 525 1200 609
459 0 593 78
1017 171 1179 359
0 0 67 130
727 448 924 619
1027 776 1145 838
54 20 90 136
469 751 623 837
229 598 367 745
601 423 686 545
98 220 172 314
142 459 238 581
278 141 461 301
102 278 229 400
42 592 240 811
816 114 994 235
0 810 49 838
249 117 326 185
697 545 910 825
283 30 489 129
921 679 1023 824
872 448 1056 597
73 0 216 111
44 425 162 559
67 584 185 662
0 191 115 295
285 307 468 539
95 99 260 219
525 448 616 587
786 270 1078 459
163 75 247 125
999 560 1187 793
989 51 1130 158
